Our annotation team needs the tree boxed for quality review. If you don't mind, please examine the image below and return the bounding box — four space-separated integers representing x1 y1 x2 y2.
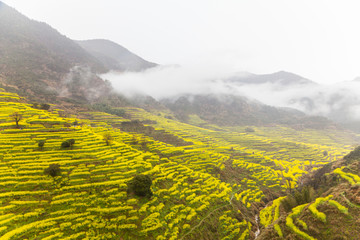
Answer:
282 185 315 212
38 140 46 150
103 132 113 146
44 164 61 177
68 139 75 146
32 103 39 109
11 112 22 128
61 139 75 149
31 103 50 110
40 103 51 110
61 140 71 148
127 174 153 197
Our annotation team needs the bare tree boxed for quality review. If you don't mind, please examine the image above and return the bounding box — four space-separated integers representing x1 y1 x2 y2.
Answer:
11 112 22 128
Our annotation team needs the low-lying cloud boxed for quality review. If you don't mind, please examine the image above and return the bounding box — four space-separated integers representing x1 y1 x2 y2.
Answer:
234 82 360 122
100 65 360 123
100 65 242 99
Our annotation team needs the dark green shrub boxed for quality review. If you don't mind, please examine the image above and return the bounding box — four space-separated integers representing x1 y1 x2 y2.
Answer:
32 103 39 108
68 139 75 146
44 164 61 177
40 103 50 110
323 150 328 156
282 186 315 212
91 103 126 117
38 140 46 149
61 140 71 148
245 127 255 133
301 185 315 203
61 139 75 149
282 195 297 212
32 103 50 110
127 174 153 197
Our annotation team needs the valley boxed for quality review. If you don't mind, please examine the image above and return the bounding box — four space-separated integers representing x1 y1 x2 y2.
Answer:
1 1 360 239
0 89 359 239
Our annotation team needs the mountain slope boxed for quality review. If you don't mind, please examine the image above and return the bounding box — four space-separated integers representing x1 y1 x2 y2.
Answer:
0 88 357 240
77 39 158 72
227 71 316 86
0 1 107 98
0 2 105 77
257 147 360 240
161 94 333 129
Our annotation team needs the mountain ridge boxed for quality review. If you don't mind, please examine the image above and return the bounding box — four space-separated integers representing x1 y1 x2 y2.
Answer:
0 1 157 103
76 39 158 72
226 70 316 85
160 93 334 129
0 1 108 101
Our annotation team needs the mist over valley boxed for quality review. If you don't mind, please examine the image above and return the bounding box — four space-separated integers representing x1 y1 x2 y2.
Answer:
102 66 360 130
1 1 360 240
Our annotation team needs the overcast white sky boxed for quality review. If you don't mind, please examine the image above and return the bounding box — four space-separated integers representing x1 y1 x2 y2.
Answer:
3 0 360 83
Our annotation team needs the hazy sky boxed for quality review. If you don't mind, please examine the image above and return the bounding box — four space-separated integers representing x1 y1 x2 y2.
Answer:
4 0 360 83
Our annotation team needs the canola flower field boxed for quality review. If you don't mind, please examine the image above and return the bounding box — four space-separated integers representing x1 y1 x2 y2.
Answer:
0 88 358 239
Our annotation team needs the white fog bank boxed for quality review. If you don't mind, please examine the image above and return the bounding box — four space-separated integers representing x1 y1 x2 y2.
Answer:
101 65 360 122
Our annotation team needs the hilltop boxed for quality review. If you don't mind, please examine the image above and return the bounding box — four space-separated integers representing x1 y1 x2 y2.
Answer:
0 1 155 104
0 1 106 99
226 71 315 86
77 39 157 72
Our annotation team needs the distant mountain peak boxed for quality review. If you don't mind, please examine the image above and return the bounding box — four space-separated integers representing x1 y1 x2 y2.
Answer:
271 70 311 80
76 39 158 72
352 76 360 82
0 1 160 103
226 70 316 85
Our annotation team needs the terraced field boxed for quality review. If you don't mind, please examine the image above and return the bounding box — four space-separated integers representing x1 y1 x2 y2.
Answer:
0 88 358 239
